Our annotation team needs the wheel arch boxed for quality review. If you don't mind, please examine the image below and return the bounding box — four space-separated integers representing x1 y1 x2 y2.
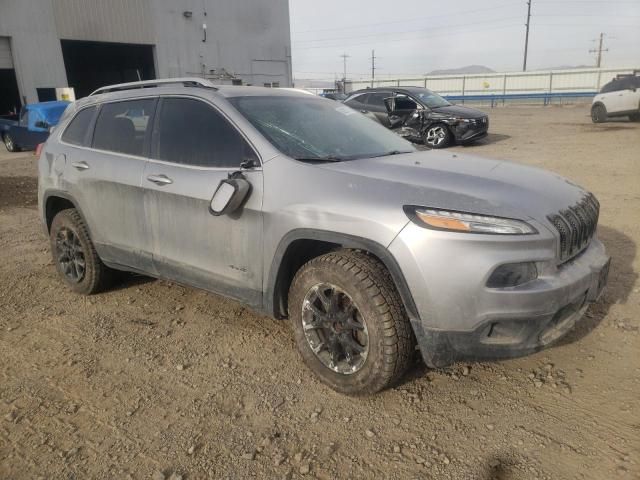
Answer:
265 229 420 322
43 191 91 235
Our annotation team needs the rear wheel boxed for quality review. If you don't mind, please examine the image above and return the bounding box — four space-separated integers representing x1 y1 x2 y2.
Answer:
424 124 453 149
288 250 415 395
50 209 114 295
3 133 18 152
629 112 640 122
591 104 607 123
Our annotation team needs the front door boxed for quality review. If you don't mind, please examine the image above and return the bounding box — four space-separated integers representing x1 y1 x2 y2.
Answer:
143 96 264 307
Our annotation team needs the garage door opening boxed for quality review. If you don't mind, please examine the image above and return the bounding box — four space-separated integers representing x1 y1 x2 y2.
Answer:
0 37 21 114
0 69 20 114
61 40 155 99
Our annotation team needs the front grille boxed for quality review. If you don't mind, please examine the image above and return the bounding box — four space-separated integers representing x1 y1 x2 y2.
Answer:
547 193 599 262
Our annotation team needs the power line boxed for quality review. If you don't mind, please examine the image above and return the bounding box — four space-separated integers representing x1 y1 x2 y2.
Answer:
523 0 532 71
293 16 522 45
292 2 518 35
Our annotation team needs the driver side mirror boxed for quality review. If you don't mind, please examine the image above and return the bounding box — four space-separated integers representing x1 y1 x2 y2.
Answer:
209 176 251 216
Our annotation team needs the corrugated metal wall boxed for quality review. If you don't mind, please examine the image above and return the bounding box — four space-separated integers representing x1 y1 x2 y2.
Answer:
52 0 154 44
0 37 13 68
348 67 638 96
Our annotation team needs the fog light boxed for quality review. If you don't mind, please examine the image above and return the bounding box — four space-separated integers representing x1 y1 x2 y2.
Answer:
487 262 537 288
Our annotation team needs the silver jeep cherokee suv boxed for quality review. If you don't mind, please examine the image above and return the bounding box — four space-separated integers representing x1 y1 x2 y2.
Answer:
38 78 610 395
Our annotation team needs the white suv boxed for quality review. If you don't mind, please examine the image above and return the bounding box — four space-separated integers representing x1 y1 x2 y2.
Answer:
591 74 640 123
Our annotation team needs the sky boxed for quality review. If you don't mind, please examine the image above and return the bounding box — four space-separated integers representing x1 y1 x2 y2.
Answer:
288 0 640 82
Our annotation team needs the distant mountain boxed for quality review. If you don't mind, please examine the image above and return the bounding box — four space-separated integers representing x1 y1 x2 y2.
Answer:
427 65 495 75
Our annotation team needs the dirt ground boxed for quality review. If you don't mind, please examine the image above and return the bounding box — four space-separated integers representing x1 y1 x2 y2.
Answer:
1 105 639 480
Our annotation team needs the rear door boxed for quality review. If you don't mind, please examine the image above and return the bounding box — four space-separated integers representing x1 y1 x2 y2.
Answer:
61 98 157 272
143 96 264 306
364 92 393 126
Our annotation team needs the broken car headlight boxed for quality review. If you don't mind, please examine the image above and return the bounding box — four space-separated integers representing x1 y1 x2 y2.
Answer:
405 207 537 235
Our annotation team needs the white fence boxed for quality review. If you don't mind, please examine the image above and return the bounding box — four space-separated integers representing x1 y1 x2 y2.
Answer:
347 67 639 98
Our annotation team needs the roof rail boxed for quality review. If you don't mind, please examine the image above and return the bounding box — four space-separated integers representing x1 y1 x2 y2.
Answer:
89 77 217 96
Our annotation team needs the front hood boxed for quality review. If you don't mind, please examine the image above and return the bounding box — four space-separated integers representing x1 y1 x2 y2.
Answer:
319 150 588 224
429 104 486 118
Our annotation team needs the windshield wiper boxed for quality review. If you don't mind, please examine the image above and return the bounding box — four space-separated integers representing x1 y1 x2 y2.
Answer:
295 155 345 162
367 150 414 158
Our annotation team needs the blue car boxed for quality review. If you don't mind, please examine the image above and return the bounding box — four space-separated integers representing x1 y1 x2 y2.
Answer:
0 101 70 152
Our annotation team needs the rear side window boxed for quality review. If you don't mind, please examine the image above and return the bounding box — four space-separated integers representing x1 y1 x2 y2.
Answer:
155 97 256 168
61 107 96 146
92 99 155 156
345 93 368 107
366 92 391 109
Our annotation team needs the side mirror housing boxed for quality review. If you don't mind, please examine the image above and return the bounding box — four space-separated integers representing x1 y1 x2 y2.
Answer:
33 120 50 131
209 176 251 216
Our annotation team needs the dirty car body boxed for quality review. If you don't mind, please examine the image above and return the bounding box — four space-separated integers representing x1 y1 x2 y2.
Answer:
38 79 609 392
345 86 489 148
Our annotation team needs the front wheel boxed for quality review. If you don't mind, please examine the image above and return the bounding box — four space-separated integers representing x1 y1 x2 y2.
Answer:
591 104 607 123
288 250 415 395
424 124 453 148
629 112 640 122
3 133 18 152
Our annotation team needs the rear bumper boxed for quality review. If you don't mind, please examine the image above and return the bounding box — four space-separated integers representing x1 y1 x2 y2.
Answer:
389 222 610 368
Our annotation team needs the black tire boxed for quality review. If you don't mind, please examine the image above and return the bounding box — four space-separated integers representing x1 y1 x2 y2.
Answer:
49 208 113 295
423 123 453 149
629 112 640 122
288 250 415 395
3 133 18 152
591 104 607 123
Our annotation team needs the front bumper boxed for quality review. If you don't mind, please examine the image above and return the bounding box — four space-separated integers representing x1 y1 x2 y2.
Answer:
453 119 489 144
389 222 610 368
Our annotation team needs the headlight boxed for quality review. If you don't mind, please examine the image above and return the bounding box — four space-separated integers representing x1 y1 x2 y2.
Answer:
406 207 537 235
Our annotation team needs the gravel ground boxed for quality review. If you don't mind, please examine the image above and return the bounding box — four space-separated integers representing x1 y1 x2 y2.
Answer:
1 105 639 480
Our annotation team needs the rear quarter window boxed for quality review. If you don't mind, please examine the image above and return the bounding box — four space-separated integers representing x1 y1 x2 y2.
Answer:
61 107 96 146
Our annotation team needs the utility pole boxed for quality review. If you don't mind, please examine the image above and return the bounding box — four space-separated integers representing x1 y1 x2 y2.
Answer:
340 53 350 92
522 0 532 71
589 33 608 68
371 50 376 88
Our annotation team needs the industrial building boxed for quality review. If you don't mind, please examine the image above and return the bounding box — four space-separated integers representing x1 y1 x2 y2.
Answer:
0 0 292 113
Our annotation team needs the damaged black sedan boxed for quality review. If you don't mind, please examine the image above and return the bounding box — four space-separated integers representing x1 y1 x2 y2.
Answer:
344 86 488 148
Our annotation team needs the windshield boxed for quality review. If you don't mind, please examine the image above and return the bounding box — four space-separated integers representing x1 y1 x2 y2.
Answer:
228 96 415 161
411 89 451 108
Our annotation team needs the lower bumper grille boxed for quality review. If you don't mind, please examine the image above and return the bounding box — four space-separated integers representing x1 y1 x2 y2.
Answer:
548 193 599 262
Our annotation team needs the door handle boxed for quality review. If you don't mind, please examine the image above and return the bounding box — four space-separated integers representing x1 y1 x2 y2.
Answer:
147 174 173 186
71 161 89 171
360 110 368 113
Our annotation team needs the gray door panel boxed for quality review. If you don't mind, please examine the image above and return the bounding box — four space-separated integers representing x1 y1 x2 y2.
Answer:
142 162 264 306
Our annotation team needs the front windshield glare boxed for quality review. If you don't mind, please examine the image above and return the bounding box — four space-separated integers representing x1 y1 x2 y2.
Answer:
414 91 451 108
228 96 415 161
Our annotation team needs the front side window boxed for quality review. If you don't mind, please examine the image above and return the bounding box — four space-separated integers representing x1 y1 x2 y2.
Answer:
61 106 96 146
228 95 415 161
92 99 155 156
156 97 256 168
600 80 619 93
